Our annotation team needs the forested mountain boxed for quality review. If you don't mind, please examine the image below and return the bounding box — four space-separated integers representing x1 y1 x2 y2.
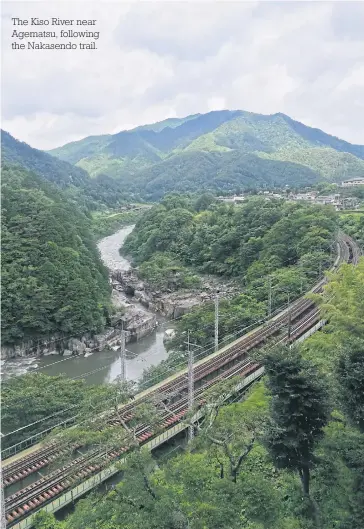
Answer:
49 110 364 200
1 164 111 345
1 130 90 189
1 131 128 208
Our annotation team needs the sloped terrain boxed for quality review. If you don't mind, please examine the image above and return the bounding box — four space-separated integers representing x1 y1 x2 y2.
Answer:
1 131 128 208
47 110 364 198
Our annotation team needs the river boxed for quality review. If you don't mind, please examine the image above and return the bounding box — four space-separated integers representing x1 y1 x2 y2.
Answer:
2 226 169 385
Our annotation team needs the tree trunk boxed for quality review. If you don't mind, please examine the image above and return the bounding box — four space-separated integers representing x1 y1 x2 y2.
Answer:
300 465 310 496
299 467 321 527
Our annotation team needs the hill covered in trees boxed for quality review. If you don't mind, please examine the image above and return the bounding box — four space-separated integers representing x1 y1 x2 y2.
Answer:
49 110 364 200
122 194 338 386
1 131 128 209
1 164 111 346
123 194 337 279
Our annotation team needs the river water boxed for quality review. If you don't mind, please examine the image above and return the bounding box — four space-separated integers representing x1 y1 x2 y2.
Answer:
2 226 169 385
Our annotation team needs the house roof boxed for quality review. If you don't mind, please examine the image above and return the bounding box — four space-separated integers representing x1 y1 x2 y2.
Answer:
342 177 364 182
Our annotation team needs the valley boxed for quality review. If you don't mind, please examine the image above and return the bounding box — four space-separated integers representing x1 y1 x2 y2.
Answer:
2 226 169 383
1 108 364 529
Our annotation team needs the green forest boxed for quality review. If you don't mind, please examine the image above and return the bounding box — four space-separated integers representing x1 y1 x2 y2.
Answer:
48 110 364 200
2 111 364 529
28 260 364 529
123 194 336 278
1 131 129 209
340 212 364 249
121 194 337 385
1 164 111 346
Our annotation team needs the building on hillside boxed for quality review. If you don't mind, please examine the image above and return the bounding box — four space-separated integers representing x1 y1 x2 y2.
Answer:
314 194 340 205
289 192 348 210
341 177 364 187
290 192 316 201
216 195 245 203
260 191 284 199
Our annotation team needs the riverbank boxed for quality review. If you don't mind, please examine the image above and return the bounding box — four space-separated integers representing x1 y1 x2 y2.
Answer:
2 226 169 383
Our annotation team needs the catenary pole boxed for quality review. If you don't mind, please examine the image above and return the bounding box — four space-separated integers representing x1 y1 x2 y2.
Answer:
215 292 219 352
187 330 194 441
120 327 126 382
268 276 272 317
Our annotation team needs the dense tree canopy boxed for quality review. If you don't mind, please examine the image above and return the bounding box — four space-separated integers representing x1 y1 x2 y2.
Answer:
1 164 111 345
49 110 364 200
123 194 337 279
1 131 130 209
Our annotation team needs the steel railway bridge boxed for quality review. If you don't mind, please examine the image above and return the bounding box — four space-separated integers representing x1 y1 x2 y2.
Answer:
1 233 361 529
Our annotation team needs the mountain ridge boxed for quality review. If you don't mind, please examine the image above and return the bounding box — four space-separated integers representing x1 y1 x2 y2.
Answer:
3 109 364 202
49 109 364 163
46 109 364 199
1 130 128 208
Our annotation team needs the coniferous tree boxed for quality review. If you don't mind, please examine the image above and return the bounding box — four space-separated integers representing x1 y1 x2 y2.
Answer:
263 346 329 502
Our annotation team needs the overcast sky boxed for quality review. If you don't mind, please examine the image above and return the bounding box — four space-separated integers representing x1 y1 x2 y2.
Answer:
1 1 364 150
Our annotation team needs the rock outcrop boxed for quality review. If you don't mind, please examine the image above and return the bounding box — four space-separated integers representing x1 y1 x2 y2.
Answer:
111 268 239 319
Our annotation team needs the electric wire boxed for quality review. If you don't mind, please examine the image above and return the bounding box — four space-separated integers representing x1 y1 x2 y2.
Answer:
1 288 314 442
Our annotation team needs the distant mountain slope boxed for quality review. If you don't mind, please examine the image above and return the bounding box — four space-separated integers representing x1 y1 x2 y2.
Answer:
133 114 201 132
1 130 90 188
1 131 128 208
260 147 364 181
277 113 364 158
48 110 364 198
128 151 320 200
49 110 241 176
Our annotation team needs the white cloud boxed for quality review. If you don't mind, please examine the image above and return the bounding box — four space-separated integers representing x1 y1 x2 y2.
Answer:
1 1 363 149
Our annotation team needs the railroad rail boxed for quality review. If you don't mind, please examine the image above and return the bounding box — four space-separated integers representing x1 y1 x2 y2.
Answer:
2 233 361 528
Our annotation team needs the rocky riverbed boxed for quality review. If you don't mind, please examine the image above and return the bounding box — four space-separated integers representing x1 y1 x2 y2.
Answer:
1 224 240 365
1 226 158 360
111 267 240 319
1 226 169 383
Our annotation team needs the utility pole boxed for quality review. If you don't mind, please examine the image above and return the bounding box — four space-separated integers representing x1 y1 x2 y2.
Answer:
120 327 126 382
187 330 194 442
268 276 272 317
1 461 6 529
287 293 292 340
215 291 219 352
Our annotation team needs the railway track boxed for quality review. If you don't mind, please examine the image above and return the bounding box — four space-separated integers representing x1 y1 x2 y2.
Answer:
3 233 361 526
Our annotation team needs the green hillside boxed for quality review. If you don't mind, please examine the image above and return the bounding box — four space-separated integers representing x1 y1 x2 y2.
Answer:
1 164 111 345
1 130 90 188
126 151 319 200
260 147 364 181
1 131 129 208
48 109 364 199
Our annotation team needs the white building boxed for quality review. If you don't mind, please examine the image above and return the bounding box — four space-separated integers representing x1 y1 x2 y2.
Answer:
216 195 245 203
341 177 364 187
